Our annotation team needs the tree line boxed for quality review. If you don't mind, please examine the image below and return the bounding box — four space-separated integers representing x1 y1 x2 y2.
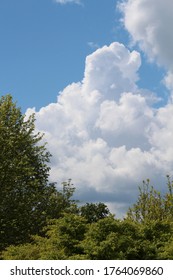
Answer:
1 94 173 260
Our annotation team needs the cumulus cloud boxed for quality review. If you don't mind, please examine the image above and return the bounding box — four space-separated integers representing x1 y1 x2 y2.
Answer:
120 0 173 95
54 0 82 5
26 40 173 217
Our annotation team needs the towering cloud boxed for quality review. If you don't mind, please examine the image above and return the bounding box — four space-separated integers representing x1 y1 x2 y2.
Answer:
26 40 173 216
26 1 173 216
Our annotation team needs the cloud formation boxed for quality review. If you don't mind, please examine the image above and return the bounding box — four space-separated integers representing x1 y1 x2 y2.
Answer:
120 0 173 97
25 0 173 217
26 39 173 217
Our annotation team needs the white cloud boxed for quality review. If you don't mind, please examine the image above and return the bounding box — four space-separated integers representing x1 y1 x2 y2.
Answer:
82 43 141 100
54 0 82 5
26 42 173 217
120 0 173 66
120 0 173 96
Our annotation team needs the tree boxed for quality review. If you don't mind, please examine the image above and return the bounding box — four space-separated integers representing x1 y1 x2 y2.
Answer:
125 178 173 259
127 178 173 223
80 202 110 223
0 95 61 250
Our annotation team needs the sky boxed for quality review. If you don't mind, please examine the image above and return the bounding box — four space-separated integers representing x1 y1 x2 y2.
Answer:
1 0 173 217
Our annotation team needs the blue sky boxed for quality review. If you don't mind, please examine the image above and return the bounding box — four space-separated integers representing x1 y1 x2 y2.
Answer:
0 0 120 110
0 0 167 111
1 0 173 216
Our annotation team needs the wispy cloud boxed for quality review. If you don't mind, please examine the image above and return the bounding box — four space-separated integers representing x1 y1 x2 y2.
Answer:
87 42 100 50
54 0 82 5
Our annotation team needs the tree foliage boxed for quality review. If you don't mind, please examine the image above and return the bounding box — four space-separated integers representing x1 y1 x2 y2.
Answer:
127 177 173 223
0 95 76 250
2 214 87 260
80 202 110 223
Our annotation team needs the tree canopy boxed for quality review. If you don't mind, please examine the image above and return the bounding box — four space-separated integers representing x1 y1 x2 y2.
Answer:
2 176 173 260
